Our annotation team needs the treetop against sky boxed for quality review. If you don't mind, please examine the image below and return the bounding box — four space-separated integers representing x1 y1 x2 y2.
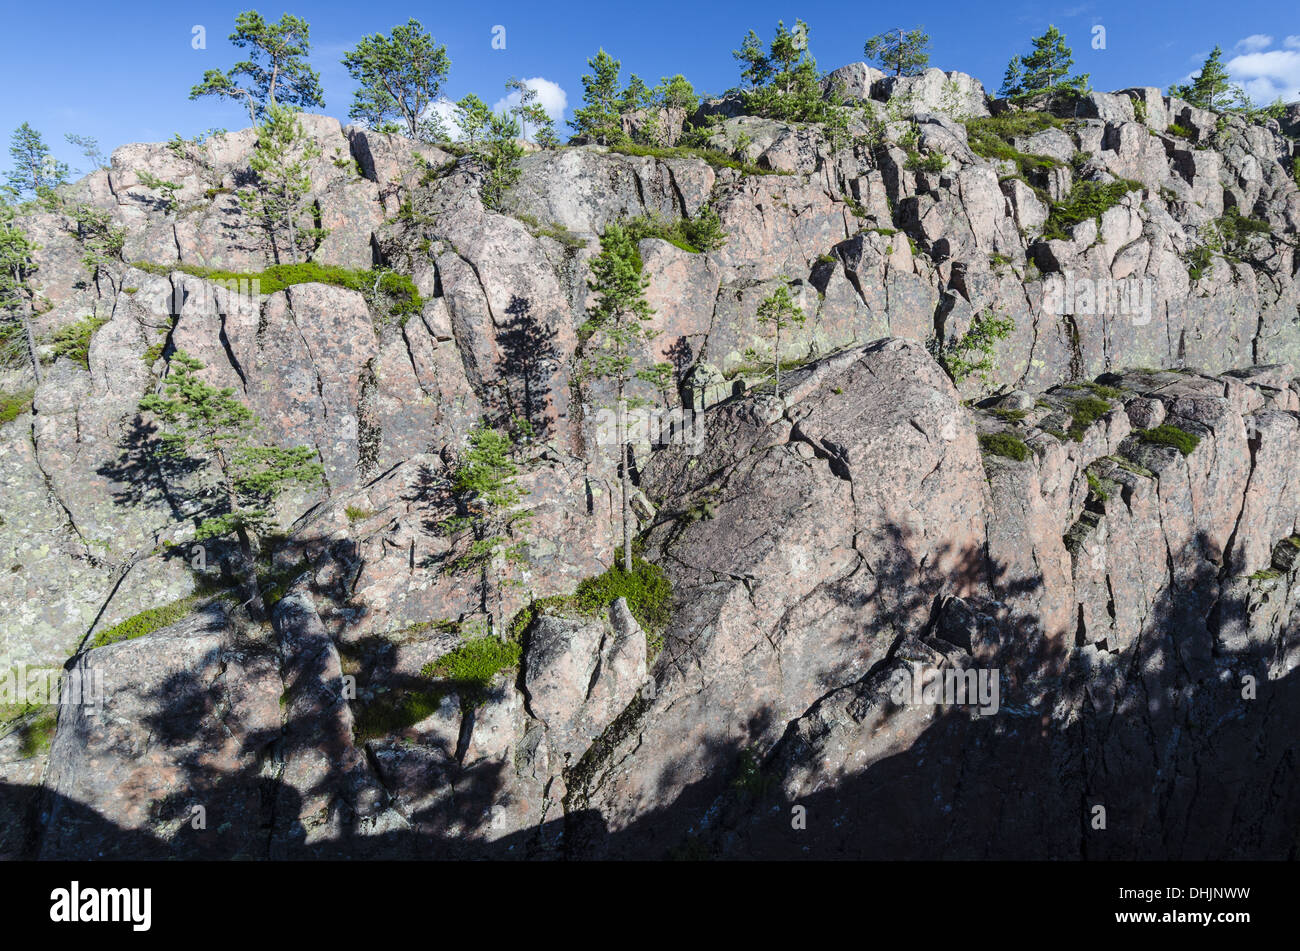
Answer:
0 0 1295 171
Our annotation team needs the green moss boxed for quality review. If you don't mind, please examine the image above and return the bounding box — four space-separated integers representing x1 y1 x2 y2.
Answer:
964 112 1064 179
130 261 424 320
724 354 812 381
258 558 310 610
621 208 727 254
392 618 462 640
1065 381 1125 401
904 150 947 173
1042 179 1144 241
89 594 201 649
344 504 375 524
979 431 1031 461
47 315 110 369
990 407 1029 422
1217 207 1273 245
572 557 673 633
1137 423 1200 456
731 745 776 798
1167 122 1195 140
0 388 34 425
511 212 589 249
1108 454 1155 479
504 556 674 663
14 707 57 757
352 684 450 742
609 142 790 177
1065 395 1113 441
1085 470 1116 502
421 635 522 706
347 616 524 738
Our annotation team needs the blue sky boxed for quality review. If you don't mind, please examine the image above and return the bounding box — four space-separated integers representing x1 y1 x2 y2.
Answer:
2 0 1297 174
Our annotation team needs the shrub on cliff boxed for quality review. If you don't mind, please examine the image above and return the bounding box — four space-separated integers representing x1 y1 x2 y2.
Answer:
137 350 325 617
999 25 1089 100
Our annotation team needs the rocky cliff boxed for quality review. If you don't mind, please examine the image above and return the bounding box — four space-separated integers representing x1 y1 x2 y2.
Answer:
2 67 1299 859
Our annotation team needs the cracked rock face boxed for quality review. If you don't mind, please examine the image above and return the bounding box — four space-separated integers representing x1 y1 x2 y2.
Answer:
3 78 1300 859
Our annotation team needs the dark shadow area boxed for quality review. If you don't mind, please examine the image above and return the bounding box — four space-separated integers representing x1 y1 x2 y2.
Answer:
32 339 1300 861
693 528 1300 860
495 295 559 439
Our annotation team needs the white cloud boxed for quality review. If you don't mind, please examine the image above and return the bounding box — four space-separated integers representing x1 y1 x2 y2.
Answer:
421 97 462 140
412 79 570 142
1285 35 1300 50
1234 34 1274 53
492 77 568 124
1227 47 1300 103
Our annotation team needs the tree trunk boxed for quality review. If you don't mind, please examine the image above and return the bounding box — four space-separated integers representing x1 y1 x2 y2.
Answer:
774 321 782 400
235 524 265 619
619 395 632 572
495 560 506 642
216 447 264 618
13 265 40 385
21 311 40 386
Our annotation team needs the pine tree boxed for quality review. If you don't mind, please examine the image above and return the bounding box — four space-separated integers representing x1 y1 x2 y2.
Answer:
733 21 837 125
139 351 324 617
454 94 492 147
1170 46 1235 110
190 12 324 124
620 75 658 144
64 133 108 174
654 75 699 113
767 20 811 96
570 49 624 145
864 27 932 77
532 114 560 150
70 204 126 295
505 78 551 143
620 75 653 113
343 19 450 137
999 25 1089 99
754 283 806 400
6 124 69 201
415 108 450 144
0 206 41 383
733 30 772 89
479 113 524 210
238 104 322 264
448 421 530 638
583 224 658 572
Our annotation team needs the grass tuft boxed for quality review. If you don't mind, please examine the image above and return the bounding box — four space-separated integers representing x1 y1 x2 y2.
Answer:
979 431 1031 461
1137 423 1200 456
89 594 201 649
